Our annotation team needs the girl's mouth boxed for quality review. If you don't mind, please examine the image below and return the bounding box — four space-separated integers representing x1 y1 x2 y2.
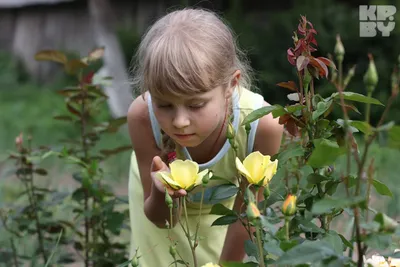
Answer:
175 133 195 140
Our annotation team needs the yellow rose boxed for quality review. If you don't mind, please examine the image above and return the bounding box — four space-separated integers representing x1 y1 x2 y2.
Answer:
201 263 220 267
235 151 278 186
156 159 209 191
364 255 389 267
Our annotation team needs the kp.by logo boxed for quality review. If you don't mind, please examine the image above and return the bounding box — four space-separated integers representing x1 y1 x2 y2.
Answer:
359 5 397 37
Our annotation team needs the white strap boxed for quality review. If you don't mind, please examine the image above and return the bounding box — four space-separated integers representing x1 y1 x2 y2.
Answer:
147 95 163 149
247 94 265 155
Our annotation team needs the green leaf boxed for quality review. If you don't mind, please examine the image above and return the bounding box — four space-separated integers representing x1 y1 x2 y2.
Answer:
210 203 236 216
105 212 125 235
365 233 392 250
211 215 238 226
338 234 353 250
312 100 332 121
322 231 343 254
372 179 393 197
307 173 329 184
336 119 359 133
275 241 336 265
244 240 258 258
276 144 305 166
298 219 325 234
279 240 299 252
349 120 374 135
209 175 235 185
241 105 282 126
388 125 400 149
331 92 384 105
312 196 365 214
373 212 398 232
207 184 239 204
307 139 345 168
263 239 284 257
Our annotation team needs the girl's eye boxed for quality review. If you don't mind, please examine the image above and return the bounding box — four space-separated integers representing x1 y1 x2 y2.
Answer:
189 102 206 109
157 104 172 109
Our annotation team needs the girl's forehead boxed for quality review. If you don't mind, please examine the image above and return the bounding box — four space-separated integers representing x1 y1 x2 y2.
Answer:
151 86 224 102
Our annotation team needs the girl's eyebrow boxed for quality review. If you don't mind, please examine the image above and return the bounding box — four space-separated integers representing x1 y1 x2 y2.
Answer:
152 95 210 102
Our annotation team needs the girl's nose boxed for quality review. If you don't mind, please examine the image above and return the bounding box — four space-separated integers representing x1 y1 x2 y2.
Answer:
172 109 190 129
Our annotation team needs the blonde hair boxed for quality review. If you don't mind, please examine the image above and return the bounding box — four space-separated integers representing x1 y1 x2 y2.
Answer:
131 8 253 162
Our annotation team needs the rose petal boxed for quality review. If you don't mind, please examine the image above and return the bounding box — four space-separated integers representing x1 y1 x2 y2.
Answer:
243 152 269 184
170 160 199 189
195 169 209 187
235 157 254 184
157 171 182 189
263 159 278 185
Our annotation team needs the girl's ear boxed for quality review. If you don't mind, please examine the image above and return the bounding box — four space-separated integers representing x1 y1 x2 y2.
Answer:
225 70 241 98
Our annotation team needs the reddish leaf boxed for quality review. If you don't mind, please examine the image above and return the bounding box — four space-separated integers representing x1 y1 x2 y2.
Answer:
67 104 81 117
53 115 74 122
298 23 306 35
336 102 361 115
296 56 310 71
70 94 96 103
65 59 88 75
57 88 81 96
35 169 48 176
35 50 67 64
87 86 108 98
279 114 291 125
309 46 318 52
287 48 296 65
317 57 337 70
82 71 95 84
310 57 329 78
286 118 299 137
108 116 128 129
277 81 298 92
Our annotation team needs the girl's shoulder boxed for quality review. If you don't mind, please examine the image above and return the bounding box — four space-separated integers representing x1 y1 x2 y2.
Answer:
253 100 284 156
127 93 159 152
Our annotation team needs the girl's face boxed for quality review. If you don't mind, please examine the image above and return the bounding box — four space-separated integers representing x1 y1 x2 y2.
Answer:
151 85 232 148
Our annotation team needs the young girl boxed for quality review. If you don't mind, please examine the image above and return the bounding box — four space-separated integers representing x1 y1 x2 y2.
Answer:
127 8 283 267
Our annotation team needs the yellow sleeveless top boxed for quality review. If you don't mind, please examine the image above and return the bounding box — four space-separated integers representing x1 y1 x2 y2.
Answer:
128 88 264 266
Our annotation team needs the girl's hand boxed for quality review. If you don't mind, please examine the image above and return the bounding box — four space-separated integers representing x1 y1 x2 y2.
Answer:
150 156 187 198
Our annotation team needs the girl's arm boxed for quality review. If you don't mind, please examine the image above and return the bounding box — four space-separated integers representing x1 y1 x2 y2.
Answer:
128 94 182 228
219 101 283 263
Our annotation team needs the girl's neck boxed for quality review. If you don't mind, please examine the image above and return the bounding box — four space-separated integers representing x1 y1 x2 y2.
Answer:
186 102 230 164
186 124 228 164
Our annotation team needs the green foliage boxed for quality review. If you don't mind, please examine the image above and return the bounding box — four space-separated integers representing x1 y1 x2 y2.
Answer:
211 14 400 267
0 49 131 266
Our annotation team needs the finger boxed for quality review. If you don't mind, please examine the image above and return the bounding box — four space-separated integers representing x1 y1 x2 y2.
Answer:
151 156 162 172
177 189 187 196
